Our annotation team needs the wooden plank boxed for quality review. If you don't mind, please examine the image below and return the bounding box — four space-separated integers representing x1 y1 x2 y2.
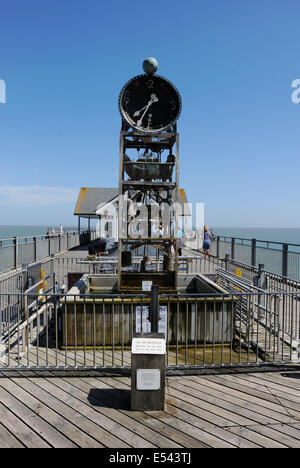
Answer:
251 372 300 397
3 377 102 448
0 422 25 448
273 372 300 389
164 396 260 448
0 401 50 448
69 375 207 448
97 377 235 448
165 385 239 427
226 425 288 448
165 378 256 427
13 376 125 448
165 377 283 427
106 376 259 448
190 375 297 420
203 373 283 405
39 376 157 448
32 378 164 448
0 383 76 448
242 423 300 448
173 375 296 425
283 423 300 440
234 373 300 409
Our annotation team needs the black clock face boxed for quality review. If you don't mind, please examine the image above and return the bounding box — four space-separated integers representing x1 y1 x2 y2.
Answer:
119 74 182 133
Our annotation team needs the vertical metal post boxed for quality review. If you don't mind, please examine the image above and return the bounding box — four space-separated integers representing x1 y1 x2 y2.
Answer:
251 238 256 267
282 244 288 277
33 236 37 262
13 237 18 269
225 254 230 271
149 285 159 333
258 264 265 287
257 264 265 315
22 263 28 313
118 131 126 289
175 132 180 291
216 236 220 258
231 238 235 260
47 234 51 257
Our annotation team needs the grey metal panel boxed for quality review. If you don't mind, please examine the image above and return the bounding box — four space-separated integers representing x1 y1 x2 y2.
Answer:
18 243 35 265
0 246 14 273
36 240 49 260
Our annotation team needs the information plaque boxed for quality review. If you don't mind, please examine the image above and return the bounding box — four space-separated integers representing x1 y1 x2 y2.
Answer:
136 369 161 390
132 337 166 355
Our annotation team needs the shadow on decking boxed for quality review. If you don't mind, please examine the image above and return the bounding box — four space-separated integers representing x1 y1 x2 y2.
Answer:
87 388 131 410
281 372 300 380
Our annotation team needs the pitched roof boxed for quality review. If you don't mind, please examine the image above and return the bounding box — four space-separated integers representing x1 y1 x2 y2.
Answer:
74 187 191 218
74 187 118 218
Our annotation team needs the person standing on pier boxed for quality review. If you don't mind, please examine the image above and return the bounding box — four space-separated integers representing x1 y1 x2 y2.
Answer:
178 236 184 256
203 225 212 257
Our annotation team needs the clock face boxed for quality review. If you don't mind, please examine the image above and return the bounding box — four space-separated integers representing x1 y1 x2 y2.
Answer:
119 74 182 133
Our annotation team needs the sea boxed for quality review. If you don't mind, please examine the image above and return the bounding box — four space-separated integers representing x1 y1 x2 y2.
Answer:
1 225 300 248
211 227 300 247
0 225 78 240
1 226 299 245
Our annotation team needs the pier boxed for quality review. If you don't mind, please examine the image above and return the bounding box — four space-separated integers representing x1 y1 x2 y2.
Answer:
1 234 300 448
1 58 300 449
2 368 300 448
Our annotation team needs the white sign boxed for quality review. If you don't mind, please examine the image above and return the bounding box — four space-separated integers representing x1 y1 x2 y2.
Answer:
137 369 161 390
142 281 153 292
132 338 166 355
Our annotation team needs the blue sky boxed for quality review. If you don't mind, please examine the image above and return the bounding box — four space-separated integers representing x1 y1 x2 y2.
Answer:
0 0 300 227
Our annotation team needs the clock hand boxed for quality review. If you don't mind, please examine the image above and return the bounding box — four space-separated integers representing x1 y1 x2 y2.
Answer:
133 105 148 118
136 94 158 126
133 94 158 118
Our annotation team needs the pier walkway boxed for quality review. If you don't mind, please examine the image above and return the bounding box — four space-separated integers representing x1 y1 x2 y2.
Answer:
2 240 300 448
1 368 300 448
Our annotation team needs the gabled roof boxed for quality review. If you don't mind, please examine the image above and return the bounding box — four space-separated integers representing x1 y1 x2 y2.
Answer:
74 187 118 219
74 187 191 218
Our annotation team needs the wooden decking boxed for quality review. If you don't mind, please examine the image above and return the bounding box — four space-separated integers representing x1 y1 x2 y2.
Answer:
1 369 300 448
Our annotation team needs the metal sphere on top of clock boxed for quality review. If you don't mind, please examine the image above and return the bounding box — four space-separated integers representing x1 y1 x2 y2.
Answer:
118 63 182 134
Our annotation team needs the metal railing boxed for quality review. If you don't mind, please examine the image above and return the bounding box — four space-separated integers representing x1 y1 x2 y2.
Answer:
0 229 98 275
1 290 300 371
185 232 300 281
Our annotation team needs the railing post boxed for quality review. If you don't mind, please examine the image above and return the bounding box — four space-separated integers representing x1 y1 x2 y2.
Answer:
149 285 159 333
231 238 235 260
216 236 220 258
33 236 37 262
225 253 230 271
257 263 266 315
258 263 265 287
251 238 256 267
47 234 51 257
21 263 28 314
282 244 288 277
13 237 18 269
